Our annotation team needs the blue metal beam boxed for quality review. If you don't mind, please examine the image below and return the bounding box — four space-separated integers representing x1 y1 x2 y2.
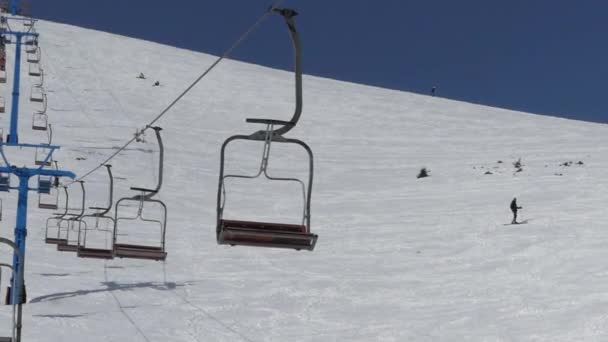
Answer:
1 31 39 145
0 166 76 179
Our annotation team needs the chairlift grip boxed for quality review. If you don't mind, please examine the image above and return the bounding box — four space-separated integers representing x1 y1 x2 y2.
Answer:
248 9 302 137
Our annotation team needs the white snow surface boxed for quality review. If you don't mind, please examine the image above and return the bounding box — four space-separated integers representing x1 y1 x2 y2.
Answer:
0 18 606 341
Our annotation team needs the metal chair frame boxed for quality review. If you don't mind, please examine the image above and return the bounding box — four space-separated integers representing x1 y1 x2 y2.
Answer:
26 45 40 64
28 61 40 77
78 165 116 259
114 127 167 261
38 160 59 210
32 112 48 131
57 181 86 253
216 9 317 251
30 85 44 103
34 125 53 166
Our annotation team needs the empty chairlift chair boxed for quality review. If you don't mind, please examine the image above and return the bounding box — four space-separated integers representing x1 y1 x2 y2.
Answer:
0 172 9 192
216 8 317 251
30 85 44 102
28 62 40 77
39 161 60 210
114 127 167 261
35 124 54 166
26 46 40 63
45 187 69 244
78 165 116 259
57 181 86 253
32 112 48 131
25 37 37 53
34 146 52 166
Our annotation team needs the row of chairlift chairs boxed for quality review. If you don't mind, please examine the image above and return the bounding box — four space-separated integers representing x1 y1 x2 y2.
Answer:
44 127 167 261
41 8 318 263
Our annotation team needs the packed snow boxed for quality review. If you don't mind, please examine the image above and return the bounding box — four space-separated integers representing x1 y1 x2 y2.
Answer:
0 15 606 341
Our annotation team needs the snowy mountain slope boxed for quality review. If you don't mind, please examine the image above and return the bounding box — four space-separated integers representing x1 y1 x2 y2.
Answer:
0 17 606 341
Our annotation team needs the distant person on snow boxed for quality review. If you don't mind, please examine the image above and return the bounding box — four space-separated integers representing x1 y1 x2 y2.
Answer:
137 72 146 79
510 197 522 224
153 81 160 86
431 86 436 97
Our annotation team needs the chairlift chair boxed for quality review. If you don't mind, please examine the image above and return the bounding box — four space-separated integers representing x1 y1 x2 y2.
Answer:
78 165 116 259
26 46 39 63
34 67 44 87
37 175 52 194
0 172 9 192
34 147 52 166
114 127 167 261
30 86 44 102
25 38 37 53
32 113 48 131
45 187 69 244
23 17 35 27
216 9 317 251
39 161 60 210
57 181 86 253
35 125 53 166
36 92 48 115
28 62 40 77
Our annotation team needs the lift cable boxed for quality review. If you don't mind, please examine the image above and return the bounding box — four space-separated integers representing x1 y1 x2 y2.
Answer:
62 0 285 186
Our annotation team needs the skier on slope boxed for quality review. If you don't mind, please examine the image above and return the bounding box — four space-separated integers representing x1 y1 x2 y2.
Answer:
510 197 522 224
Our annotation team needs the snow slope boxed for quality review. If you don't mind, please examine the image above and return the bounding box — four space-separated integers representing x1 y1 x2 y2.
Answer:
0 17 606 341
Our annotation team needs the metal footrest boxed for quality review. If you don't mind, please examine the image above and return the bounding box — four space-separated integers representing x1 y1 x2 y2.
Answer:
114 244 166 261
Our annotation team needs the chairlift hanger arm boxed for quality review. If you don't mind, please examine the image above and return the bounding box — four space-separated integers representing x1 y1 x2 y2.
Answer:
72 181 86 219
130 127 163 200
246 8 302 137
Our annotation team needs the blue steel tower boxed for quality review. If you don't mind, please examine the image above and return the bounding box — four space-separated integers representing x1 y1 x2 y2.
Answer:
1 2 76 340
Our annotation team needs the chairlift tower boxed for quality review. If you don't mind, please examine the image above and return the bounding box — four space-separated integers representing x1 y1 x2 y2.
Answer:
0 9 75 342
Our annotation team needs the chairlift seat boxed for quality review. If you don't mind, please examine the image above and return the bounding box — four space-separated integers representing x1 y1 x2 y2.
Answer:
77 247 114 259
0 336 12 341
45 237 66 245
114 243 166 261
39 203 58 210
35 159 51 167
218 219 317 251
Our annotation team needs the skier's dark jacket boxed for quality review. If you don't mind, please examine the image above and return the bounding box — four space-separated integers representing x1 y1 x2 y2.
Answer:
510 199 518 212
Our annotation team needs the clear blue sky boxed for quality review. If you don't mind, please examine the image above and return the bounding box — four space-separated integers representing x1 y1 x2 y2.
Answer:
31 0 607 123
